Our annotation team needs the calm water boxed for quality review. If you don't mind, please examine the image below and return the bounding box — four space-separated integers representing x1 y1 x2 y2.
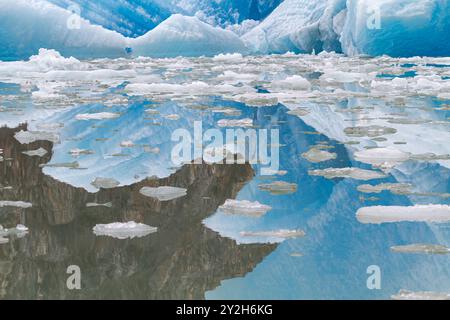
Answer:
1 54 450 300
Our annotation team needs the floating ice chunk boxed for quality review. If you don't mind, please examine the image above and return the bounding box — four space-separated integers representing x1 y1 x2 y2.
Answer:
163 114 181 121
40 161 79 169
139 186 187 201
14 130 60 144
69 149 94 156
391 290 450 301
287 108 310 117
258 181 298 195
354 148 411 168
356 205 450 224
357 183 413 195
93 221 157 240
240 229 306 240
36 122 64 131
217 118 253 128
22 148 48 157
271 75 311 91
0 201 32 208
218 199 272 217
391 244 450 255
321 71 369 83
309 168 387 180
212 53 244 63
344 125 397 138
75 112 121 121
302 147 337 163
91 177 120 189
237 94 279 107
86 202 113 208
120 141 135 148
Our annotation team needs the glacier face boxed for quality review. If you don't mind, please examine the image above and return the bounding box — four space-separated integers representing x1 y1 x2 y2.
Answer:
341 0 450 57
132 14 249 58
242 0 450 57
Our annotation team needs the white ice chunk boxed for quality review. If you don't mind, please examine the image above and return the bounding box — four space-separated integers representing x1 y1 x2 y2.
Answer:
218 199 272 217
139 186 187 201
93 221 157 240
356 205 450 224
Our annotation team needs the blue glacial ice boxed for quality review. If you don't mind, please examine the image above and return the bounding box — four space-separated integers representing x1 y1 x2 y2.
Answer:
242 0 450 57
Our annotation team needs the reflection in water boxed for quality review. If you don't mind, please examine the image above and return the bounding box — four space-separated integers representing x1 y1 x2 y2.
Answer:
0 125 277 299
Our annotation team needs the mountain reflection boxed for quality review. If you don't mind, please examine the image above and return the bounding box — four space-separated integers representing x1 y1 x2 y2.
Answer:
0 125 277 299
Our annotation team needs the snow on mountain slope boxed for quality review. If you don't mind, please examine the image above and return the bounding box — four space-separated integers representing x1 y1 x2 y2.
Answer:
242 0 450 57
132 14 248 58
0 0 129 61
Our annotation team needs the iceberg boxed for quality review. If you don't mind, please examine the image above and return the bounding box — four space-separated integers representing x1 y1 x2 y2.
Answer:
391 244 450 255
242 0 450 57
132 14 248 58
0 0 129 60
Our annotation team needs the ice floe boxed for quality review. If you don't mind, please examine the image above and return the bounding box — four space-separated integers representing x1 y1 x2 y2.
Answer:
356 205 450 224
309 168 387 180
302 147 337 163
22 147 48 157
218 199 272 217
91 177 120 189
0 201 32 208
391 244 450 255
139 186 187 201
391 290 450 301
93 221 157 240
258 181 298 195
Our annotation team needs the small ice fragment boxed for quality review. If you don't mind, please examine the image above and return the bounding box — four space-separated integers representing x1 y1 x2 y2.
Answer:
22 148 48 157
93 221 157 240
344 125 397 138
240 229 306 239
218 199 272 217
391 244 450 255
69 149 94 156
357 183 413 195
143 146 160 154
354 148 410 168
309 168 387 180
86 202 113 208
392 290 450 300
14 130 60 144
287 108 310 117
40 161 79 169
217 118 253 128
120 140 135 148
139 186 187 201
356 205 450 224
15 224 29 232
36 122 64 130
258 181 297 195
302 148 337 163
163 114 180 121
0 201 32 208
75 112 120 121
91 177 120 189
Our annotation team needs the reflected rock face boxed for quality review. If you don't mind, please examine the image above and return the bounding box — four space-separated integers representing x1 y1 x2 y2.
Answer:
0 125 276 299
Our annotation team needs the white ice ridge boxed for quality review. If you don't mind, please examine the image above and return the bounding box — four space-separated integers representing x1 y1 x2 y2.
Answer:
356 205 450 224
